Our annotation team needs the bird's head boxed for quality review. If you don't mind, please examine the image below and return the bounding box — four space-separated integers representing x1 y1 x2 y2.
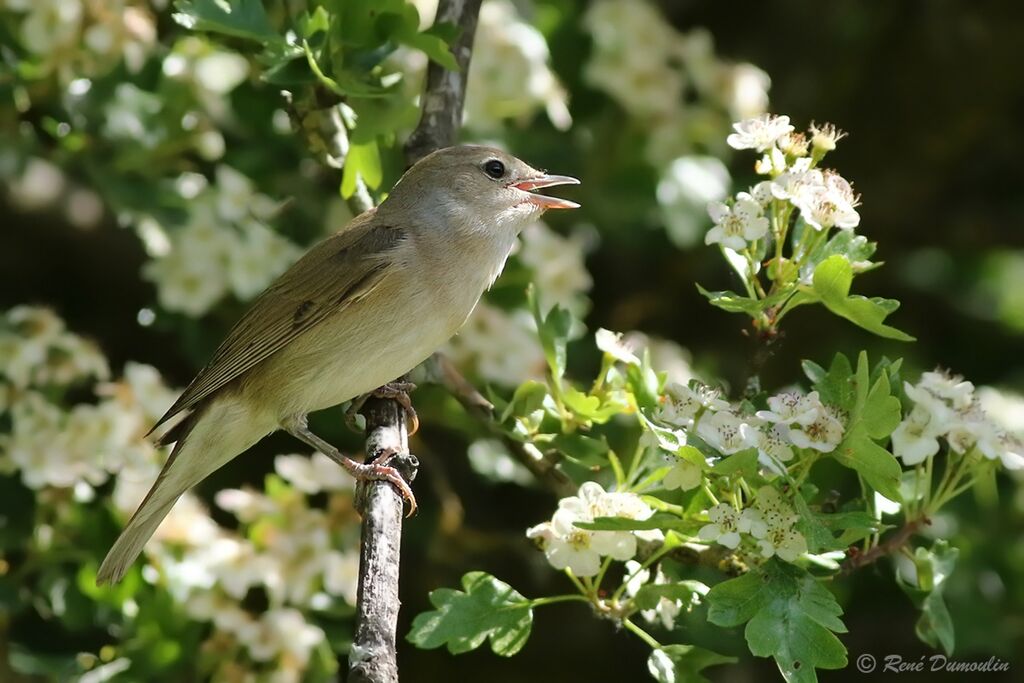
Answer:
381 145 579 234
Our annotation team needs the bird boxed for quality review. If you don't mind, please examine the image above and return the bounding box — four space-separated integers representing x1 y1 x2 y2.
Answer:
96 145 579 584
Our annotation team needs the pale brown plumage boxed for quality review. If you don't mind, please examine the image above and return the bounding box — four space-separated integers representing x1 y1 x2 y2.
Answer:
98 145 578 584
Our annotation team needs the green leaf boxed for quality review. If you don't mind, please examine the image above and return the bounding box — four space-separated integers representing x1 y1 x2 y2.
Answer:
810 255 914 341
648 644 737 683
551 434 609 467
834 427 902 501
340 139 383 197
709 561 848 683
407 572 532 656
172 0 278 43
861 373 902 439
801 229 878 282
809 353 855 411
502 380 549 422
711 449 760 480
829 353 903 500
898 540 958 656
695 285 763 315
529 287 573 380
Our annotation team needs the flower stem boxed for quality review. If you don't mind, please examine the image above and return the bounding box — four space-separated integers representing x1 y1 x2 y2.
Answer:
623 618 662 649
524 594 592 609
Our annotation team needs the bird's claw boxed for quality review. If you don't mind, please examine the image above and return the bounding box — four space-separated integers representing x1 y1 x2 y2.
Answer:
372 380 419 436
355 447 418 517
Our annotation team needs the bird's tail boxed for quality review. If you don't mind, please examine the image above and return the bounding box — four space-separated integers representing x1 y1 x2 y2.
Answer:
97 398 270 585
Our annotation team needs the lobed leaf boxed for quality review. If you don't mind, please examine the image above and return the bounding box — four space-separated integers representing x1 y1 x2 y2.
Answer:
408 572 533 656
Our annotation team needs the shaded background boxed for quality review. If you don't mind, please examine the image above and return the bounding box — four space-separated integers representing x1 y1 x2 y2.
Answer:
3 1 1023 681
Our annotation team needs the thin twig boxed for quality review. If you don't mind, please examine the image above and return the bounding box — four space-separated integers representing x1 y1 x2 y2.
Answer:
424 352 576 497
839 517 926 576
348 1 483 681
404 0 484 168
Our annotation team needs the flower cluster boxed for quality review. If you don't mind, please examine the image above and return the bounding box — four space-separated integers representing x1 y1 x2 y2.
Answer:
705 114 861 252
655 383 844 476
398 0 570 132
3 0 157 83
527 482 659 577
141 166 300 316
697 487 808 562
0 307 362 681
893 369 1024 470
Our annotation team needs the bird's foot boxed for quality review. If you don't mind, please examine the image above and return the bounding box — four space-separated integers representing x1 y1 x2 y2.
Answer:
352 447 419 517
371 380 419 435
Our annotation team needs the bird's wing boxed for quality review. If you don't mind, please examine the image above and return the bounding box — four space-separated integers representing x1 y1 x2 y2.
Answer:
151 214 406 433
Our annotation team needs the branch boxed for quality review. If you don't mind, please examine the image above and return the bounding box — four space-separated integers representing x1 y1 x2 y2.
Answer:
349 398 418 683
403 0 484 167
423 352 576 497
348 1 483 680
839 517 926 576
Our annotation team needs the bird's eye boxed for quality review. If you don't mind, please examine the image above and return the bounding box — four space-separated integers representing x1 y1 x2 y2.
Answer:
483 159 506 179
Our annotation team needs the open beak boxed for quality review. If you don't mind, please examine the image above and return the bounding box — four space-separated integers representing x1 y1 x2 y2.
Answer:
512 174 580 210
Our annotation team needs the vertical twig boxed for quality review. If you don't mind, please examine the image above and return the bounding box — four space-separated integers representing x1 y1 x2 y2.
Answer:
348 398 417 683
404 0 484 168
348 1 483 681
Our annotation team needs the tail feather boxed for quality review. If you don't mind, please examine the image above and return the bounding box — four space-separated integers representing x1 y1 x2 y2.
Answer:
96 497 177 585
97 417 200 585
97 397 272 585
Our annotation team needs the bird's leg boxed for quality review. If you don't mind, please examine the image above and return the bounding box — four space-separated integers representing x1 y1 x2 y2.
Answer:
281 415 417 516
371 379 419 435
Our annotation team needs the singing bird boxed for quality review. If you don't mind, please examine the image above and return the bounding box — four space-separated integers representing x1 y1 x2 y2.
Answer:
96 146 579 584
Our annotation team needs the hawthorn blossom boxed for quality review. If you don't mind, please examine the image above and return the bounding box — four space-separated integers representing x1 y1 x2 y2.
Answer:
793 170 861 231
596 328 640 365
756 390 824 426
697 503 742 548
726 114 794 152
704 198 769 250
891 405 943 466
657 382 729 428
809 122 847 152
526 482 657 577
662 456 702 491
697 410 757 454
788 408 845 453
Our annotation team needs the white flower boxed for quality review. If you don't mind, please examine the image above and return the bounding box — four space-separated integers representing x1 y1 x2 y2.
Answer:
663 457 702 491
788 408 844 453
756 391 824 426
274 452 354 494
656 156 731 247
756 527 808 562
793 170 860 231
891 407 943 466
237 608 324 666
517 222 593 316
768 158 815 200
323 551 360 605
465 0 571 131
748 486 807 562
809 122 847 152
737 508 768 538
697 411 756 454
226 221 300 300
745 422 795 475
595 328 639 365
445 303 545 386
623 560 702 630
697 503 741 548
726 114 794 152
704 198 769 250
527 482 656 576
215 165 277 222
657 382 729 428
